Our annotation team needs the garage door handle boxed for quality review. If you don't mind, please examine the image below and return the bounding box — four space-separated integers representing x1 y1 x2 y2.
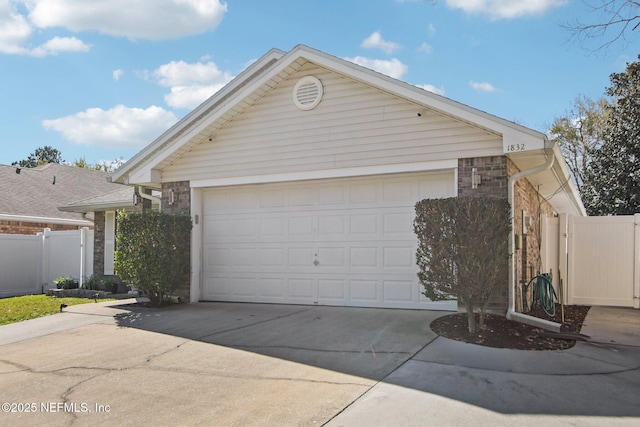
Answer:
313 260 319 266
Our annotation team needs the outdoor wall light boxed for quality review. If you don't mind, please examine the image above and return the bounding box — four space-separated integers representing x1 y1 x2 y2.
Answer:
471 168 481 189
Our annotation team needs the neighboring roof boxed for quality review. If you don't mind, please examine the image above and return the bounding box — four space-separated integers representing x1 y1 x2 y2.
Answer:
59 185 134 213
111 44 585 216
0 163 127 224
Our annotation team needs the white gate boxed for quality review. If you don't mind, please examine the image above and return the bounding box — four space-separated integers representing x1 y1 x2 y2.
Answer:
544 214 640 309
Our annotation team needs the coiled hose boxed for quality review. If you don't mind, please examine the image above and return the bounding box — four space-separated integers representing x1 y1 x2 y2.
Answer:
525 273 557 317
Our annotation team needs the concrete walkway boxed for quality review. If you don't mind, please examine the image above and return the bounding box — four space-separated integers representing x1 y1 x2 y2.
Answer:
0 301 638 426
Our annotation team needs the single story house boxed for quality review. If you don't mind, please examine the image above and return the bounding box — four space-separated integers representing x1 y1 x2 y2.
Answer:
0 163 126 235
110 45 585 314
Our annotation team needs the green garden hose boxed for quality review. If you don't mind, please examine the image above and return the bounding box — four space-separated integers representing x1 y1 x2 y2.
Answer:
526 273 557 317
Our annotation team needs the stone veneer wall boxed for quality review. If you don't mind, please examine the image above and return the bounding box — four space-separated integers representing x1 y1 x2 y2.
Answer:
507 159 556 299
162 181 192 301
458 156 508 199
93 211 106 279
161 181 191 214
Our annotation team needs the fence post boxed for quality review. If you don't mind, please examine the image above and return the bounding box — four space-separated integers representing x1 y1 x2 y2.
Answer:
79 227 87 287
558 214 571 305
634 214 640 309
41 228 52 291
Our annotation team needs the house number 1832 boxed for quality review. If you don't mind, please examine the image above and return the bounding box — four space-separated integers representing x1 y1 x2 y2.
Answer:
506 144 526 152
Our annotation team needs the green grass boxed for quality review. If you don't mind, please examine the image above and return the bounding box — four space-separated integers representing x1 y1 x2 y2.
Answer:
0 294 113 326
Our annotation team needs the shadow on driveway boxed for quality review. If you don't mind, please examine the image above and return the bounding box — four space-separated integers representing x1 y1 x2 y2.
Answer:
113 302 446 382
113 301 640 420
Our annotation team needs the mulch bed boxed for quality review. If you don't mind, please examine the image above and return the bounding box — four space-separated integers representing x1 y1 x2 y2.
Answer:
430 304 591 351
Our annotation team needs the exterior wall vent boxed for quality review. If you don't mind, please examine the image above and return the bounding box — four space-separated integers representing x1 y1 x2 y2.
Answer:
293 76 323 110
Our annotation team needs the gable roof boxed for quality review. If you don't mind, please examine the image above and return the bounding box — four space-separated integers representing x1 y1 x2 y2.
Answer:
0 163 128 225
111 44 585 216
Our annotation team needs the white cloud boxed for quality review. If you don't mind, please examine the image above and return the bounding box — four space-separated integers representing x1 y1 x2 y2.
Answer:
164 83 229 109
344 56 408 80
361 32 400 55
152 59 235 109
469 81 499 92
0 0 32 54
1 0 227 56
42 105 177 148
113 69 124 81
445 0 566 19
30 36 90 56
416 84 445 96
26 0 228 40
418 42 433 54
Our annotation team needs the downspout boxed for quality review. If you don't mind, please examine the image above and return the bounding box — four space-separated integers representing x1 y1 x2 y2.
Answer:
506 148 562 332
136 186 162 205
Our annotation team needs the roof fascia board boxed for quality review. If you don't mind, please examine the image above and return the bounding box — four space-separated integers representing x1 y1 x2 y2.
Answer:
111 48 286 184
548 142 586 216
58 202 133 213
507 142 586 217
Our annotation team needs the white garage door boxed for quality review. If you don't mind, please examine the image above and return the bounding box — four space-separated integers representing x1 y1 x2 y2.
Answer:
201 171 457 310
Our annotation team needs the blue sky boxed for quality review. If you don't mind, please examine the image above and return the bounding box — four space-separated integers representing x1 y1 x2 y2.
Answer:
1 0 638 167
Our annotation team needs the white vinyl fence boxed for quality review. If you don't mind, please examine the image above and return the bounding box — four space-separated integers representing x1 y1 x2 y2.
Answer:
543 214 640 309
0 228 93 298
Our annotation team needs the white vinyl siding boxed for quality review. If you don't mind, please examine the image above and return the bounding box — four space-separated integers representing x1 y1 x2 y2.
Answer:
161 62 502 183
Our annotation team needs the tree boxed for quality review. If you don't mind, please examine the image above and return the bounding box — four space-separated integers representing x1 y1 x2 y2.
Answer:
549 96 608 197
565 1 640 52
12 146 64 167
583 55 640 215
414 197 510 333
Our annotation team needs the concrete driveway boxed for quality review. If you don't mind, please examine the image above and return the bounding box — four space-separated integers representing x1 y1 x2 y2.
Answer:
0 301 639 426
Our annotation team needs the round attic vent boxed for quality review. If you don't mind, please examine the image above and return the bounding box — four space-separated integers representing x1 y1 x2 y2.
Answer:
293 76 323 110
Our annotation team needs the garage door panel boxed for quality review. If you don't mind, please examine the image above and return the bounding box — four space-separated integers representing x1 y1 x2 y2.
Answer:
288 247 315 267
383 247 414 268
350 214 379 235
232 248 256 267
383 212 415 236
349 247 378 267
288 278 314 299
383 280 414 302
260 217 285 236
207 247 230 266
289 188 316 206
318 215 345 235
350 280 379 302
202 171 457 310
383 180 414 203
258 278 286 298
233 277 258 297
317 247 345 267
318 185 346 205
204 275 231 299
350 182 378 204
318 279 346 301
288 216 315 236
